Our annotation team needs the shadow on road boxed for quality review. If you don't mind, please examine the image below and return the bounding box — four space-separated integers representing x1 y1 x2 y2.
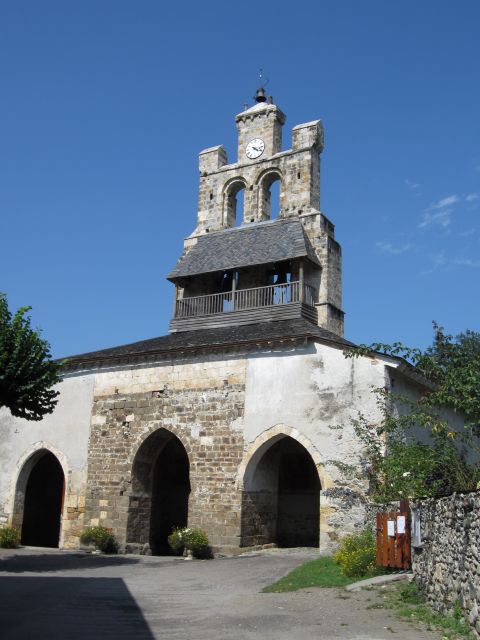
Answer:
0 576 153 639
0 552 140 573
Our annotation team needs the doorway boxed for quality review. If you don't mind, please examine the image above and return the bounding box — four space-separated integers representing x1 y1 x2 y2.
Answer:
127 430 190 554
241 436 320 547
20 451 65 548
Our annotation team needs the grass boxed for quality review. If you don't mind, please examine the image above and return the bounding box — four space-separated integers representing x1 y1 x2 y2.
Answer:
263 556 475 639
383 581 474 640
262 556 367 592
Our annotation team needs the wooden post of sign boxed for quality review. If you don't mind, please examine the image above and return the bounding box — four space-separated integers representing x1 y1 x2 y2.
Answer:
388 512 396 565
382 514 389 566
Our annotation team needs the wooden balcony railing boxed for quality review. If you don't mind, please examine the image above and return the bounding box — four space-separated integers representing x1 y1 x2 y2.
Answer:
174 281 316 319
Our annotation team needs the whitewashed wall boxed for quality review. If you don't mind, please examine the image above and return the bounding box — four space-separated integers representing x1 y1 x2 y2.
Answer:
0 374 94 545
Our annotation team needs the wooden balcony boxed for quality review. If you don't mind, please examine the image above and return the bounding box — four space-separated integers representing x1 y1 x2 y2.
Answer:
169 281 318 333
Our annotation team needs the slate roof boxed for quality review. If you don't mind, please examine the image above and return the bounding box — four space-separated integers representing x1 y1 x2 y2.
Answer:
167 219 320 281
62 318 353 371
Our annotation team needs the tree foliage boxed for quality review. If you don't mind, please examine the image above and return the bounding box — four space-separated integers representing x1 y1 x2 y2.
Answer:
350 399 479 502
423 325 480 429
0 293 61 421
344 324 480 501
348 323 480 430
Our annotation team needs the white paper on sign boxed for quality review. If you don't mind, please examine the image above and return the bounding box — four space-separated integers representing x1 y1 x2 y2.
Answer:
397 515 406 534
387 520 395 537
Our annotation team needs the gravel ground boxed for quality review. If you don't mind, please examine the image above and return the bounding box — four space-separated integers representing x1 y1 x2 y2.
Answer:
0 547 440 640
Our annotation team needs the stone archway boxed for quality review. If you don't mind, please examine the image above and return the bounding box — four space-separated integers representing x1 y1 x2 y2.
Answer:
223 177 248 227
126 429 190 555
257 169 283 221
240 432 322 548
15 450 65 548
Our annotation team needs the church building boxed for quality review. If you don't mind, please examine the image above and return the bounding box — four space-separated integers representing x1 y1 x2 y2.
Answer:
0 90 422 554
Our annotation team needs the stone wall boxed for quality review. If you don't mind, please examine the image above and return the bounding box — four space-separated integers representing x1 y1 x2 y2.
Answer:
412 492 480 638
85 354 247 551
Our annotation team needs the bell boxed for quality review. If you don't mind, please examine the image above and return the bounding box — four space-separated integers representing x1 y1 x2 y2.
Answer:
254 87 266 103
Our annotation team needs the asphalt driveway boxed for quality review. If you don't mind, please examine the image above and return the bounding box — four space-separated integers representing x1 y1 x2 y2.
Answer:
0 547 439 640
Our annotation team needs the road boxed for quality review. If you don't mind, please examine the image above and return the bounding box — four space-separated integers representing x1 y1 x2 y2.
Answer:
0 547 439 639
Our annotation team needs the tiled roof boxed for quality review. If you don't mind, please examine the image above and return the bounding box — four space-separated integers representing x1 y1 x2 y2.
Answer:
62 318 353 371
167 219 320 281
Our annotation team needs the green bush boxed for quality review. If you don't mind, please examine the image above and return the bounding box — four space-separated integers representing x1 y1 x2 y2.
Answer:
183 527 209 557
0 525 20 549
79 525 118 554
333 530 377 577
167 527 185 555
167 526 210 558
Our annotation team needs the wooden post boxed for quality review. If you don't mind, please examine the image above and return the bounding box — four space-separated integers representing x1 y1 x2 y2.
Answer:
299 260 304 303
172 285 179 318
231 271 237 311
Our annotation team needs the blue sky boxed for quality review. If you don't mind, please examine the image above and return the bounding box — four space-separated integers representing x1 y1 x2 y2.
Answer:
1 1 479 358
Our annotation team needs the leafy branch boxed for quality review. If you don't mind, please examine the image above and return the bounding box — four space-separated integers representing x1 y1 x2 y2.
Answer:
0 293 62 421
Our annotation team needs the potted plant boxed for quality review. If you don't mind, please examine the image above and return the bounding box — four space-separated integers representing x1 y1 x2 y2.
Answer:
167 526 210 559
79 525 118 554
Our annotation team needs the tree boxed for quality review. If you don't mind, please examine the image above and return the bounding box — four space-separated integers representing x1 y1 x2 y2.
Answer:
0 293 61 421
421 324 480 430
343 324 480 501
348 323 480 430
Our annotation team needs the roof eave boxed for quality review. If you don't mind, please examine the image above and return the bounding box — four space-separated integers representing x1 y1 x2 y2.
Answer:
167 253 320 282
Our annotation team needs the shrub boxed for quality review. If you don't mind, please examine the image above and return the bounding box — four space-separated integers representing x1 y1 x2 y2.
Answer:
167 527 185 555
167 526 210 558
333 530 377 577
79 525 118 554
0 525 20 549
183 527 209 557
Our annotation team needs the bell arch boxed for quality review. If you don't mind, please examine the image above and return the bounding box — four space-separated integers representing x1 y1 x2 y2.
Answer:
12 447 66 548
239 426 329 548
126 428 191 555
257 169 283 221
223 177 247 227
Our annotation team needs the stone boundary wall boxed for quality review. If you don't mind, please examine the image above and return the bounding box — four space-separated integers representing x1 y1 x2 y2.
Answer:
412 492 480 638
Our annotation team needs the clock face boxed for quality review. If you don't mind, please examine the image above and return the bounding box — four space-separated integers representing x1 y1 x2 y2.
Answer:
245 138 265 159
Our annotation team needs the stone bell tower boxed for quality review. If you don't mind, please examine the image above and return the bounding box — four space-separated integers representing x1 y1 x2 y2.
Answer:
167 88 344 336
236 94 285 160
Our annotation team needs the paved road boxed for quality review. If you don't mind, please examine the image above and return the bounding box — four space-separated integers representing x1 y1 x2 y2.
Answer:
0 547 439 640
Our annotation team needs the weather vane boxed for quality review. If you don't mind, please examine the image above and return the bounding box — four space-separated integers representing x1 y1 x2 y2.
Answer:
258 68 269 89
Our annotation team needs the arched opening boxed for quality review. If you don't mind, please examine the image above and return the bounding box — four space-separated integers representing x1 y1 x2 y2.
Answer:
127 429 190 555
235 188 245 226
241 436 320 548
19 450 65 548
269 180 281 219
260 172 282 220
224 180 246 227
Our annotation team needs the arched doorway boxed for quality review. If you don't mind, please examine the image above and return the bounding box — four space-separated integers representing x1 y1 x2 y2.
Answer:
241 436 320 548
127 429 190 555
19 450 65 548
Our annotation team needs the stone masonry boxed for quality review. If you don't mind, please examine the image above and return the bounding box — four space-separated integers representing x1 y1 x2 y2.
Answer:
85 353 247 551
412 492 480 638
